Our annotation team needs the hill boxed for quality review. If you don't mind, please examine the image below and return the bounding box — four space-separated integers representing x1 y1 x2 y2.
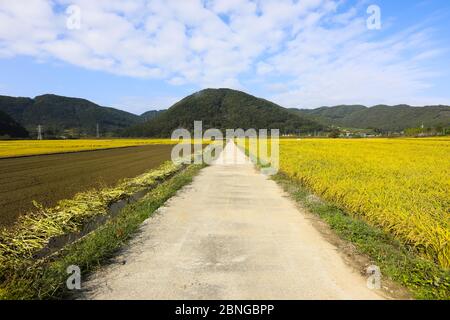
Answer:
291 104 450 131
125 88 323 137
0 110 29 138
140 110 166 121
0 94 141 138
3 90 446 138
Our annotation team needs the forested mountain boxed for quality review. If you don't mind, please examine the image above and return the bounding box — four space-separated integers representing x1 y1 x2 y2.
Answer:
140 110 166 121
1 90 448 139
291 104 450 131
0 110 29 138
125 88 323 137
0 94 141 137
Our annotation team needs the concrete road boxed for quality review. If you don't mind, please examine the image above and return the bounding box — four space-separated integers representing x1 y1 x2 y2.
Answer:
82 141 383 300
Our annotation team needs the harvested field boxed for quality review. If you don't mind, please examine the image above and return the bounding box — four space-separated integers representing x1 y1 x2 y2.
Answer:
0 144 174 227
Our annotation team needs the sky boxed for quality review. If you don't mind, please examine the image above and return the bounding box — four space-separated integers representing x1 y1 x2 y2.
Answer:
0 0 449 115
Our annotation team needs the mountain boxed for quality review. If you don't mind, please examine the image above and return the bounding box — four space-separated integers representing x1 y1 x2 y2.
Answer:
291 104 450 131
0 110 29 138
289 105 366 125
140 110 166 121
0 94 141 138
125 88 324 137
3 90 446 138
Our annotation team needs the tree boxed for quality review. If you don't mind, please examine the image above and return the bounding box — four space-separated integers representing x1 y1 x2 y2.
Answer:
328 128 340 138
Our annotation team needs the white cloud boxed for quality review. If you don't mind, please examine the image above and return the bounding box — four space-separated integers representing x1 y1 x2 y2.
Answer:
0 0 447 106
263 20 446 107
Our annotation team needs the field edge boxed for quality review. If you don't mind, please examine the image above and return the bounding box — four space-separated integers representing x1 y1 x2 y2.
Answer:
272 172 450 300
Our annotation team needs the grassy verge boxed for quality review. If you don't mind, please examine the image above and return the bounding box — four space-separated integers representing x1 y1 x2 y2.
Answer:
273 172 450 300
0 164 204 300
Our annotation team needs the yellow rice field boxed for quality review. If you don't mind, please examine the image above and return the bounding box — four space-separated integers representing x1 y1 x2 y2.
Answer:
0 139 178 158
262 138 450 268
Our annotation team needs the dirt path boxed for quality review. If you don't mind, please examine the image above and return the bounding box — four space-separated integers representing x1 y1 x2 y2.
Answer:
82 141 384 300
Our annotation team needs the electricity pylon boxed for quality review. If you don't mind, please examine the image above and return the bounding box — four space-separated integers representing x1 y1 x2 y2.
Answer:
37 125 43 140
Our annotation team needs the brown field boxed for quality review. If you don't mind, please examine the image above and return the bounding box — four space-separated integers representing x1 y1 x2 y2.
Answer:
0 144 174 228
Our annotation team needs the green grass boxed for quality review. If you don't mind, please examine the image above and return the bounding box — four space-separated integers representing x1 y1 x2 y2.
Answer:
0 164 204 300
273 172 450 300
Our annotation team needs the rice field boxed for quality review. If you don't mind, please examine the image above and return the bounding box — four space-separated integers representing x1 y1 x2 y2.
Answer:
251 137 450 268
0 139 178 158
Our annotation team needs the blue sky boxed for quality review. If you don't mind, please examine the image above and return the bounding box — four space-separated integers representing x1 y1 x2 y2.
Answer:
0 0 449 115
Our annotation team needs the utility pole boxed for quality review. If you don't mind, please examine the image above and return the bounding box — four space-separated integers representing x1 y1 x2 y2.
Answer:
37 125 42 140
96 123 100 138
